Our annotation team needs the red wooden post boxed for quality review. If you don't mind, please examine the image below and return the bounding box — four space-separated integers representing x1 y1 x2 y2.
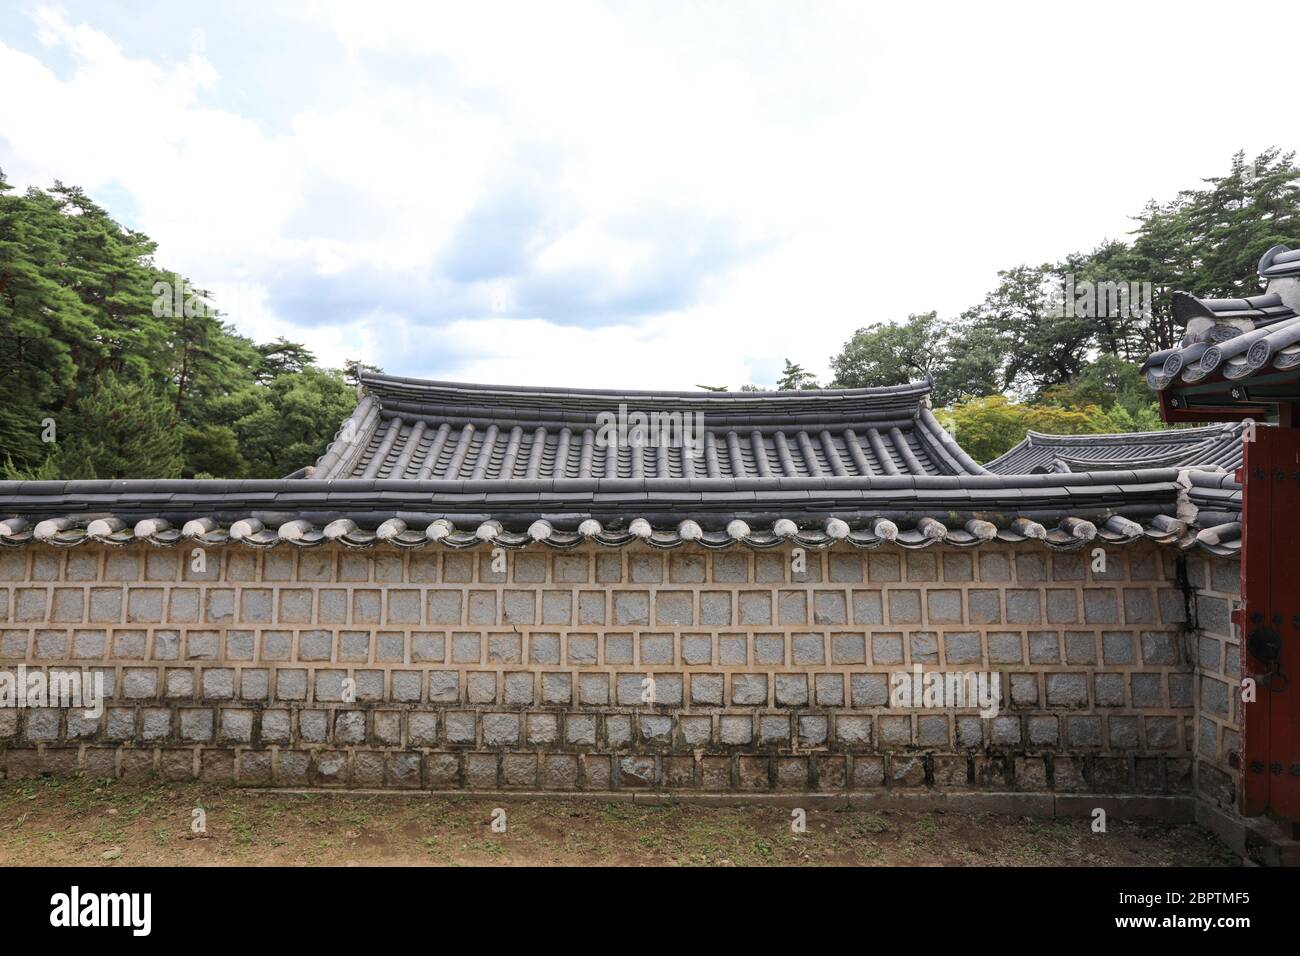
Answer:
1239 424 1300 819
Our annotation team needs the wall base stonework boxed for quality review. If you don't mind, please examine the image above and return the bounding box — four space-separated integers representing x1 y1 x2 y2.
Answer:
0 540 1228 801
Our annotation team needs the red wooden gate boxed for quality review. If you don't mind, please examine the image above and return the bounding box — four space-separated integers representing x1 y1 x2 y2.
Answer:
1238 426 1300 820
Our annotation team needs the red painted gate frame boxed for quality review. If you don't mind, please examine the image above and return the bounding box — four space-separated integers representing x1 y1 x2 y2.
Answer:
1238 427 1300 820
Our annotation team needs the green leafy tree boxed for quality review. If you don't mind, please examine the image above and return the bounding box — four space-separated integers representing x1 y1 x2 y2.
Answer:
256 337 317 384
344 357 383 390
776 359 819 390
0 172 98 469
957 265 1095 399
49 373 183 479
0 173 359 480
830 312 945 389
1037 354 1161 426
829 311 1001 404
181 423 248 479
938 395 1112 463
216 367 357 477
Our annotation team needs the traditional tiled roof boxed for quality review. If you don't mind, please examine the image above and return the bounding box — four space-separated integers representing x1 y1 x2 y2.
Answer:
1259 244 1300 279
984 422 1247 474
310 374 987 480
0 374 1243 554
1143 244 1300 395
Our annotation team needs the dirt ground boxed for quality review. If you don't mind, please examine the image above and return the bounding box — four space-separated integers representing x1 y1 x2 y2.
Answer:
0 776 1240 867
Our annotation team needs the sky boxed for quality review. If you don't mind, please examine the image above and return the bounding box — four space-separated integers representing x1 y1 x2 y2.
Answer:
0 0 1294 390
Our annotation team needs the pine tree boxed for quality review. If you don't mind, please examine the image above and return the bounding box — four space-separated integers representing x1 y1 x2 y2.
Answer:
51 373 183 479
776 359 819 390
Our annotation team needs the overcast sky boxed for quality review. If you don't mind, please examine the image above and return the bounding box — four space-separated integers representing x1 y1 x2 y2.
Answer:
1 1 1293 389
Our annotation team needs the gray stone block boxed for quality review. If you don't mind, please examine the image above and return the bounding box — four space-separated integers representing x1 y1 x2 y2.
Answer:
699 593 732 626
720 715 753 744
814 591 847 624
718 635 748 665
487 633 522 664
1045 673 1088 707
567 633 598 664
850 673 888 707
799 715 828 746
613 592 649 625
565 714 597 746
180 708 214 742
221 709 254 743
428 670 459 703
681 635 713 665
1094 673 1126 707
760 714 790 743
445 711 477 745
299 710 328 742
1141 631 1179 665
409 712 439 746
691 673 724 706
791 633 825 665
909 631 938 664
1082 589 1118 624
604 633 633 664
123 667 158 699
944 631 981 664
815 673 844 706
655 591 693 626
640 633 674 664
731 673 768 705
427 591 462 625
202 668 235 700
926 589 962 624
241 671 271 702
871 633 904 665
334 710 367 744
541 672 572 704
467 671 498 704
391 670 422 702
737 591 772 625
774 674 808 707
852 591 883 625
502 590 536 625
754 634 785 665
503 672 534 705
578 673 608 705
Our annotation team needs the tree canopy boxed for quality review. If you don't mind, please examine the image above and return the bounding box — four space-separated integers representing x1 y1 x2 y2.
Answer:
0 171 359 480
821 148 1300 460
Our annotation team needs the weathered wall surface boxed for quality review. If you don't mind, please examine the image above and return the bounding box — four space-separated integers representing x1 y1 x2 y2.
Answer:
0 541 1212 794
1189 555 1242 812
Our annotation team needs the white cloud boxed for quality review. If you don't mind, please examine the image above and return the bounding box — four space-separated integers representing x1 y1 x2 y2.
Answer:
0 0 1295 388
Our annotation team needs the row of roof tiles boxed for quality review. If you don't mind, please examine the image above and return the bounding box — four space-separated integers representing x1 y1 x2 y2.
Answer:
984 422 1247 475
0 462 1241 556
1144 245 1300 393
0 509 1221 555
313 375 985 481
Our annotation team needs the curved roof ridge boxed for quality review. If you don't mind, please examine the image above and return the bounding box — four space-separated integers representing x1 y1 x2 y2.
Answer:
359 371 933 402
984 422 1245 475
1260 244 1300 279
1020 423 1235 446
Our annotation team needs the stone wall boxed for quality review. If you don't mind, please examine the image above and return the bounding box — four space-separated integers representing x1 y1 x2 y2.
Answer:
1188 555 1242 812
0 540 1212 795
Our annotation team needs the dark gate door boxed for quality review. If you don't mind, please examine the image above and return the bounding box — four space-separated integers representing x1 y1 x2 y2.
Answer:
1240 425 1300 819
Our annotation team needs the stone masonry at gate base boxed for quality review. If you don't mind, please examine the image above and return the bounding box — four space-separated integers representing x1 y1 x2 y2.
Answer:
0 539 1238 802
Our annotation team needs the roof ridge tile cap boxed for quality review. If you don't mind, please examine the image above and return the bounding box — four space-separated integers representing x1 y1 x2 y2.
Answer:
1259 244 1292 277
